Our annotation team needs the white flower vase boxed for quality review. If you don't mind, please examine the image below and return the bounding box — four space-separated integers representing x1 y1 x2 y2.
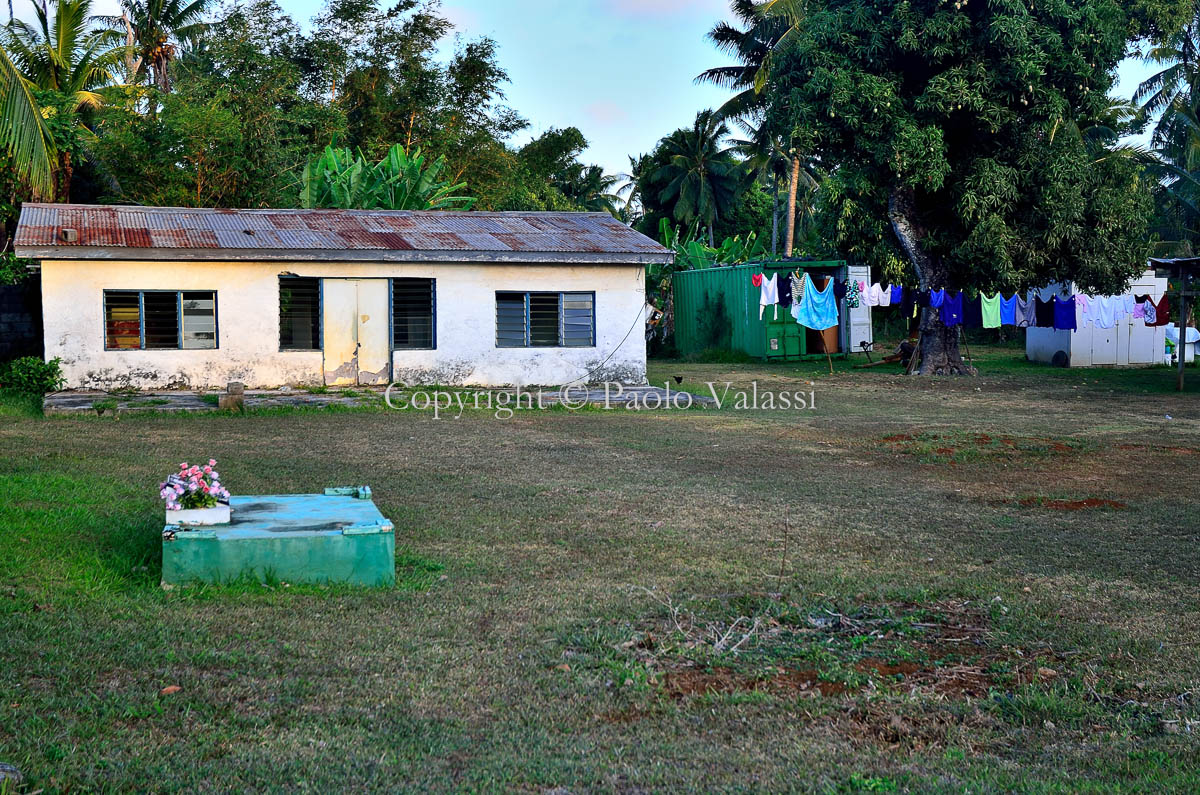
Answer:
167 503 231 526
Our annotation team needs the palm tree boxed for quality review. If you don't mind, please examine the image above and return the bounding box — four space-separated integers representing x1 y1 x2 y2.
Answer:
5 0 123 198
730 121 788 254
614 153 650 224
103 0 207 93
0 44 55 198
696 0 789 122
558 164 622 217
653 109 746 246
5 0 122 109
697 0 813 255
1134 9 1200 150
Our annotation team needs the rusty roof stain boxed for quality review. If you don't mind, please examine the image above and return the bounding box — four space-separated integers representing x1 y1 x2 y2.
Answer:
14 204 673 264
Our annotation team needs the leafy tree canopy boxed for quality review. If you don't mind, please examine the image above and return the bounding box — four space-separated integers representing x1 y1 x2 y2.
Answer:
767 0 1180 298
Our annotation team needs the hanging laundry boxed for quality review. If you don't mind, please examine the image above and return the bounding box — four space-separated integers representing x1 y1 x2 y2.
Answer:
899 289 917 321
793 273 839 330
962 293 983 328
1072 294 1091 328
845 279 861 308
759 273 778 319
1053 295 1077 331
978 293 1000 329
877 283 892 307
890 285 904 305
1000 294 1017 326
929 288 946 308
1122 294 1136 316
1091 295 1118 329
916 290 931 308
777 274 793 308
1014 293 1030 327
751 273 763 288
1149 294 1170 327
1034 296 1055 327
833 280 848 301
866 282 883 307
1132 295 1148 320
939 290 964 327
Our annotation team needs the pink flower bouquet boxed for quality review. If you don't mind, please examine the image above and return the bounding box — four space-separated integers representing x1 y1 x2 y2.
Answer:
160 459 231 511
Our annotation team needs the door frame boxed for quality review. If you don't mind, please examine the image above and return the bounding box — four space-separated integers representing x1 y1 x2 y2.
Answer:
321 278 392 386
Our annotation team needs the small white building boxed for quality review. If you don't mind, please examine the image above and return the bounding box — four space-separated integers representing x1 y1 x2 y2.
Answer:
15 204 672 389
1026 269 1173 367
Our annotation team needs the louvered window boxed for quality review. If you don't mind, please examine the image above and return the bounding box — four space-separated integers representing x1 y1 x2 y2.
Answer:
495 291 594 348
391 278 435 349
279 277 320 350
104 290 217 351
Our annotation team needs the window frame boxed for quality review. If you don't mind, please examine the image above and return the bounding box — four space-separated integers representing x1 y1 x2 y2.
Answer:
389 277 437 351
495 290 596 349
103 289 219 352
278 276 323 352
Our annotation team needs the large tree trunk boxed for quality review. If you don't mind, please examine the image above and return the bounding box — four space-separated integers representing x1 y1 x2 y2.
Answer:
784 155 800 257
887 187 975 376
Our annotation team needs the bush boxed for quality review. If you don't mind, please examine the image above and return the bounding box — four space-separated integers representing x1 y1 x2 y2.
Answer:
0 357 66 394
0 252 34 285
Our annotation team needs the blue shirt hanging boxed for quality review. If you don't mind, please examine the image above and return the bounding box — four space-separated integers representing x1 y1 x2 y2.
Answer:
793 274 839 330
1053 295 1077 331
939 290 964 327
1000 294 1017 326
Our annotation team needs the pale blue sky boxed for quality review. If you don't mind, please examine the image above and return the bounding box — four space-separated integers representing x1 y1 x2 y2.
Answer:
11 0 1168 174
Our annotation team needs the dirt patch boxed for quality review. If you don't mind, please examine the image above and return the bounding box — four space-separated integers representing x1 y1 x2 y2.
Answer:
585 598 1064 705
662 668 848 698
1018 497 1127 511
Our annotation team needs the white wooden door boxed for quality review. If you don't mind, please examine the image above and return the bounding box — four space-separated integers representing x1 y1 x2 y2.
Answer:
846 264 872 352
1091 325 1118 366
323 279 391 386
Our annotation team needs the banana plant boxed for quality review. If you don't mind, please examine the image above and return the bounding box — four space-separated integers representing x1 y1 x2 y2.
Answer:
300 144 475 211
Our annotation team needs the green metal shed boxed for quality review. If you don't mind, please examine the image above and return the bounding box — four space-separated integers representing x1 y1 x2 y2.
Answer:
672 261 872 360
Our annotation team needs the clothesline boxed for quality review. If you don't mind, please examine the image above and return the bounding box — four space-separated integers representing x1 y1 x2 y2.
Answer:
753 269 1176 332
858 281 1173 331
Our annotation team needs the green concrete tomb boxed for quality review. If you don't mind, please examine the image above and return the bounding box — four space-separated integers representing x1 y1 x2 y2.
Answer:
162 488 394 588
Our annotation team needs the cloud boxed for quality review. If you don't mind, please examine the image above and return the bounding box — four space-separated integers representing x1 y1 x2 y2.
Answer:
585 100 630 126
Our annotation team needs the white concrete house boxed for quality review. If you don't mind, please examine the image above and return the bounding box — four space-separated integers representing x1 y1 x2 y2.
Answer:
15 204 672 389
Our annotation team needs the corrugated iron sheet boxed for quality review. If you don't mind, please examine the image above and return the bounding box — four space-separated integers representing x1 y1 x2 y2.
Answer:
14 204 671 260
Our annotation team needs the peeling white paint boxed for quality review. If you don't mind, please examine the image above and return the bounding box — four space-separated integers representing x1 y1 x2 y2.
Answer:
41 259 648 389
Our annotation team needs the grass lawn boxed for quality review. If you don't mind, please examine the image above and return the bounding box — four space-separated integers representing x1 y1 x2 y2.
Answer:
2 348 1198 792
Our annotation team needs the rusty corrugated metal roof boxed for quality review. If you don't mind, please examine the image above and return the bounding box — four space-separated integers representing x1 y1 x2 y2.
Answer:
14 204 673 264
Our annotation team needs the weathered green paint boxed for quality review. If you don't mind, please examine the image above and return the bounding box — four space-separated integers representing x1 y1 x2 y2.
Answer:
162 494 395 588
672 261 847 360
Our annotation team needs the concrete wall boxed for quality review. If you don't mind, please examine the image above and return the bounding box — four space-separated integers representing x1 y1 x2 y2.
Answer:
0 276 43 361
40 259 648 389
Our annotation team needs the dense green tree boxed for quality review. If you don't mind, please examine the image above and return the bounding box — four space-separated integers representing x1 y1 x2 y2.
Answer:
767 0 1178 374
91 0 340 207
